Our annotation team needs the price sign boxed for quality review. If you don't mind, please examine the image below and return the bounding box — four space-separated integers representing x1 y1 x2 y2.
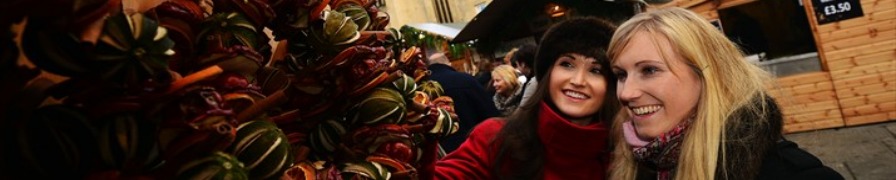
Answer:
812 0 864 24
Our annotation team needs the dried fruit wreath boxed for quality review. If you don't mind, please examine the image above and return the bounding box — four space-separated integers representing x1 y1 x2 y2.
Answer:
2 0 460 179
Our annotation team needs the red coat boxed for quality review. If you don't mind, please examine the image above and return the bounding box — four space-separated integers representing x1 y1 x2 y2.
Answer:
425 102 610 180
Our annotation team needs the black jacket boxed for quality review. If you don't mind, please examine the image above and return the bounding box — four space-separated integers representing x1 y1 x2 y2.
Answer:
757 139 843 180
428 64 500 153
747 96 843 179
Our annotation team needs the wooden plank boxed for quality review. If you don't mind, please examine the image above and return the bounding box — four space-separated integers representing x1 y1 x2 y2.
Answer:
827 49 896 70
821 28 896 52
882 100 896 113
835 82 890 98
784 109 844 123
802 0 828 71
699 10 719 20
839 91 896 108
789 90 839 104
844 112 891 125
690 0 719 12
825 39 896 61
718 0 757 9
817 3 896 33
829 60 895 79
780 100 842 114
841 99 896 117
784 118 844 133
767 88 793 99
789 81 835 95
812 118 847 129
843 101 895 116
862 0 896 16
659 0 710 8
775 72 831 87
832 71 895 89
818 18 896 44
839 96 867 108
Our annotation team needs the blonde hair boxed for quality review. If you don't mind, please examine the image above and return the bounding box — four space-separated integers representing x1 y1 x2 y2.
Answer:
607 7 773 179
491 65 521 95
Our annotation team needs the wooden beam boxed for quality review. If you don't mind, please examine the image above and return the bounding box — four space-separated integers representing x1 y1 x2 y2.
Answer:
818 18 895 43
718 0 757 9
801 0 829 71
829 59 895 79
822 28 896 53
825 39 895 64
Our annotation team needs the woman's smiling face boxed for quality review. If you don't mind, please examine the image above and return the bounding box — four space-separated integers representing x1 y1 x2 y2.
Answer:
548 53 607 124
612 31 702 140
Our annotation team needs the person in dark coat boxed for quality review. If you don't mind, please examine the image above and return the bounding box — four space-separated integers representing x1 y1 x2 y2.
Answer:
608 7 842 179
474 59 497 98
511 44 538 105
427 52 500 153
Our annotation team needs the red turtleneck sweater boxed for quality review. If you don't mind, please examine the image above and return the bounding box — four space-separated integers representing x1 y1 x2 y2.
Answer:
426 102 610 179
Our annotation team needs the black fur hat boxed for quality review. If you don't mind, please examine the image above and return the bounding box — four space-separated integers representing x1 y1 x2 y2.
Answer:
534 17 616 80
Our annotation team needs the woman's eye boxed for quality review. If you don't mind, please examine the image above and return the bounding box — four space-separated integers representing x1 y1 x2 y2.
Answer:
614 70 627 81
559 61 573 68
590 67 602 74
642 66 659 75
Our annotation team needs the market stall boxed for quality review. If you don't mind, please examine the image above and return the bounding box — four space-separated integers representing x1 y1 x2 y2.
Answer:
661 0 895 132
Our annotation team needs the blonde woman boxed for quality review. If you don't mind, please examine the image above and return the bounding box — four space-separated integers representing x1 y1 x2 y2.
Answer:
607 8 842 179
491 64 523 116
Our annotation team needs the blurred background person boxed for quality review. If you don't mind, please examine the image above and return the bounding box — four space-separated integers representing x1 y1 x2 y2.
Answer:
511 44 538 105
475 59 497 98
491 65 524 116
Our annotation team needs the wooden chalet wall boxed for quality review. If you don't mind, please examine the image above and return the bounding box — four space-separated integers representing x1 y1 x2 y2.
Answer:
770 72 844 133
815 0 895 126
659 0 896 133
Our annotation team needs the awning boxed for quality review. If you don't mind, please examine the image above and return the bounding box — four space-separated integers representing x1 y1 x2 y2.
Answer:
451 0 516 43
451 0 652 43
405 23 467 40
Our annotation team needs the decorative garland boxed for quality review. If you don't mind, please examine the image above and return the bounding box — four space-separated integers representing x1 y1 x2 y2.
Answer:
399 25 474 59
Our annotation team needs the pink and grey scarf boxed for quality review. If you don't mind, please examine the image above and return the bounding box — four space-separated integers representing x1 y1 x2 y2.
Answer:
623 120 691 180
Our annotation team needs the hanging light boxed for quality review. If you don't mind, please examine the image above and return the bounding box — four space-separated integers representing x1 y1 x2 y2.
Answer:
545 3 567 18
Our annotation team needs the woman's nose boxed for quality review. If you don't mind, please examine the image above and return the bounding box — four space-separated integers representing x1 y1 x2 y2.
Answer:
570 70 586 86
617 78 641 101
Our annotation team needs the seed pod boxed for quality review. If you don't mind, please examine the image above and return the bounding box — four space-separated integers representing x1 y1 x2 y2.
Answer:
97 113 164 173
337 5 370 31
350 87 406 125
198 12 259 51
176 151 249 180
340 161 391 180
390 73 416 98
229 120 294 179
418 80 444 100
308 10 361 54
430 108 459 137
93 12 175 85
309 119 347 155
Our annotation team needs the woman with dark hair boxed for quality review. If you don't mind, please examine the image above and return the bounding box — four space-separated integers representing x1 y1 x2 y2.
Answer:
424 17 620 179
